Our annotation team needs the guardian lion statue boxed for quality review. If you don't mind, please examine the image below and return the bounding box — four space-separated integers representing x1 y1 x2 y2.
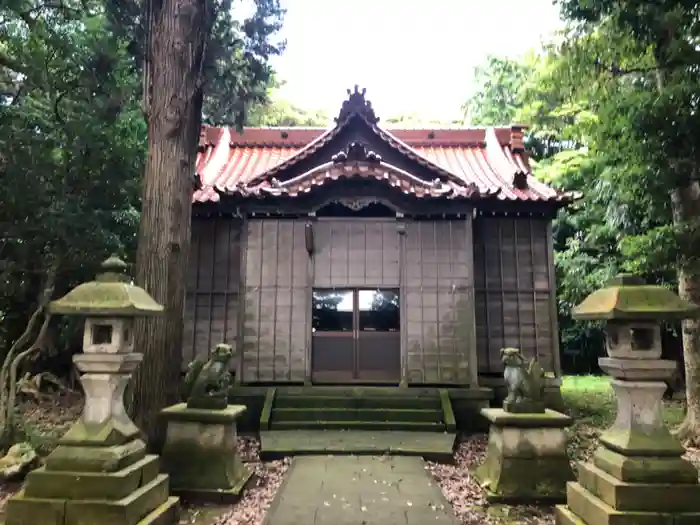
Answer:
501 347 546 413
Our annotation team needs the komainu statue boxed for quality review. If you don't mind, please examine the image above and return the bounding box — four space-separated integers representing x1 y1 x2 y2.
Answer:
183 343 235 410
501 347 546 413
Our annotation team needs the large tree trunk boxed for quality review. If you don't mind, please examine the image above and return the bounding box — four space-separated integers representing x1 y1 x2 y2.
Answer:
129 0 212 449
671 180 700 446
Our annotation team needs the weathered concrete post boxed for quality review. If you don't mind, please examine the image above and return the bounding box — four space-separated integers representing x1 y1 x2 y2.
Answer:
556 273 700 524
473 347 575 503
5 256 179 525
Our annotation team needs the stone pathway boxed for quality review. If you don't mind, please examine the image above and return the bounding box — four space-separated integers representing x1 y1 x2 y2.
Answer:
264 455 459 525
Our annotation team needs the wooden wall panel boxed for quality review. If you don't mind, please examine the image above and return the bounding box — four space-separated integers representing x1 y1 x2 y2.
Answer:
473 216 555 374
404 221 473 384
313 219 400 287
243 219 308 382
183 217 242 370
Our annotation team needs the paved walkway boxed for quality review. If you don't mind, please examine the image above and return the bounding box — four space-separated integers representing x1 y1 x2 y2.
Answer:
265 455 459 525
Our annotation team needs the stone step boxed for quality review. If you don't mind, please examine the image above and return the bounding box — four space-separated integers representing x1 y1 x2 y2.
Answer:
260 430 456 463
565 480 700 525
24 454 160 501
272 407 444 423
64 473 170 525
578 462 700 513
6 474 171 525
269 420 446 432
275 386 443 398
274 394 441 410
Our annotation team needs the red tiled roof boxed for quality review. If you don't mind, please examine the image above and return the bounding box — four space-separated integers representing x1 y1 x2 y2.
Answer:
193 88 574 205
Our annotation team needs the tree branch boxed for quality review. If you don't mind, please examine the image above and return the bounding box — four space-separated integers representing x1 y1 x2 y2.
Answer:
595 56 699 77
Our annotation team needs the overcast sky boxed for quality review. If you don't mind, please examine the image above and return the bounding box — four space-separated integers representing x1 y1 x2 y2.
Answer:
270 0 565 121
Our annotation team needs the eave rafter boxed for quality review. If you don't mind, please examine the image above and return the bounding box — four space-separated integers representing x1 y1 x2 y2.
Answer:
221 160 497 200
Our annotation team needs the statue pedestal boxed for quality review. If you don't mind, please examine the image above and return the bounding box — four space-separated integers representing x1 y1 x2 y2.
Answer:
160 403 252 503
474 408 575 503
6 354 179 525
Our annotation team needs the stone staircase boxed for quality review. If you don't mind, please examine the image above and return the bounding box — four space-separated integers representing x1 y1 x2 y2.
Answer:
259 387 457 461
263 387 454 432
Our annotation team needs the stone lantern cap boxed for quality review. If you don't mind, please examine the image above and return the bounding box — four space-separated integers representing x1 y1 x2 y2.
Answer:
572 273 700 321
48 255 164 317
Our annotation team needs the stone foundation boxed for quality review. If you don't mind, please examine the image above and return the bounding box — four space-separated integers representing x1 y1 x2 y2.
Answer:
473 408 574 503
160 403 252 503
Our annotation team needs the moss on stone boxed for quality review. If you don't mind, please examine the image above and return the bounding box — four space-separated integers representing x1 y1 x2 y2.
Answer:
48 257 163 317
593 446 699 484
59 417 141 447
5 491 66 525
572 274 700 321
599 427 685 457
160 417 250 493
473 455 574 503
481 408 573 428
565 480 676 525
63 473 170 525
474 419 574 503
160 403 245 424
23 455 159 501
44 438 146 473
577 461 700 513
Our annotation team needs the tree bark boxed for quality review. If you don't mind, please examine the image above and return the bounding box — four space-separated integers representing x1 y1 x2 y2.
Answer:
129 0 212 449
671 180 700 446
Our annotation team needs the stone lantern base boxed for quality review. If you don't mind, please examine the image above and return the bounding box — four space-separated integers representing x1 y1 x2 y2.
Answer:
5 353 179 525
6 439 179 525
555 378 700 525
159 403 253 503
473 408 575 503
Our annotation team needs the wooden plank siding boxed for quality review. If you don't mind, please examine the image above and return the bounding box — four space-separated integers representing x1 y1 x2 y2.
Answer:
242 219 309 382
312 219 400 288
404 220 474 384
183 217 243 370
473 215 555 374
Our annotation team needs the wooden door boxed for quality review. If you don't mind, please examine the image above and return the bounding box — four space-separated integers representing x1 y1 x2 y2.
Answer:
311 288 400 383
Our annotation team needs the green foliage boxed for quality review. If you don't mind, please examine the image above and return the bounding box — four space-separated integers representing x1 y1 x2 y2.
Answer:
246 79 330 126
462 55 533 126
103 0 286 129
463 1 700 371
0 2 145 352
0 0 285 359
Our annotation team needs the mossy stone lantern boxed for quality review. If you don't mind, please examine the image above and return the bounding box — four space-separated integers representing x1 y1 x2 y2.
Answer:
555 274 700 525
47 255 163 447
5 256 179 525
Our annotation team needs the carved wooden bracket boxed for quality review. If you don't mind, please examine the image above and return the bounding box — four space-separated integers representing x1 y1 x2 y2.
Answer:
331 141 382 164
333 198 379 211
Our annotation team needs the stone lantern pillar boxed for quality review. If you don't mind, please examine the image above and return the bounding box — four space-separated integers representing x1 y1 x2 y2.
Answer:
5 256 179 525
556 274 700 525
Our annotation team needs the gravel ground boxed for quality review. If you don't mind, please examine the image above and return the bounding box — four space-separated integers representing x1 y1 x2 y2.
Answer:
426 435 556 525
425 431 700 525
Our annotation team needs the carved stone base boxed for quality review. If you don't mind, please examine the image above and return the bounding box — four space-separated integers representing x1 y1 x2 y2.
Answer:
473 408 574 503
160 403 251 502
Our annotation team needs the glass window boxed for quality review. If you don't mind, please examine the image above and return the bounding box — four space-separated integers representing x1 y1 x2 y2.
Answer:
358 289 399 332
312 289 354 332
